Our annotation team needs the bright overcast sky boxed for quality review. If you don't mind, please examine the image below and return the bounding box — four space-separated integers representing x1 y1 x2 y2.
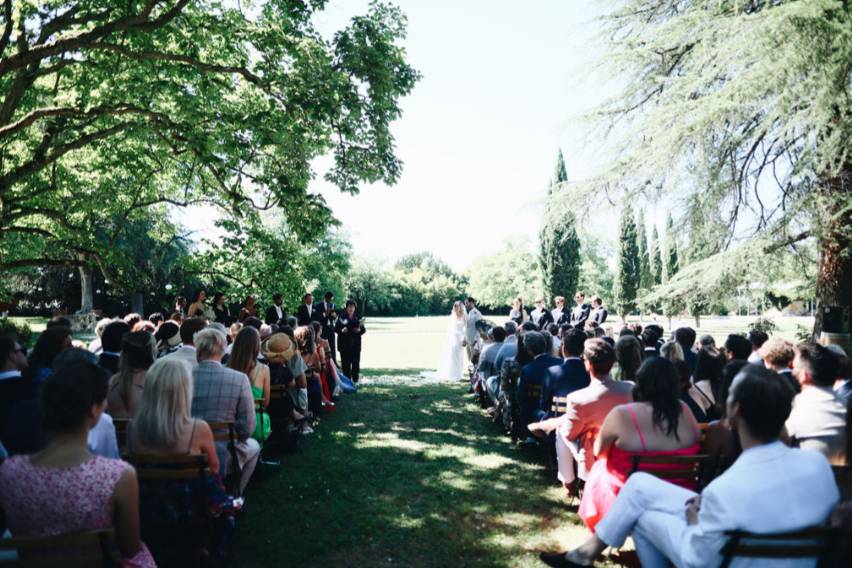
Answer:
181 0 617 271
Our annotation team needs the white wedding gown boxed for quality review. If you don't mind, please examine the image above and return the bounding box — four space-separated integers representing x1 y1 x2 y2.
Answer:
437 315 466 380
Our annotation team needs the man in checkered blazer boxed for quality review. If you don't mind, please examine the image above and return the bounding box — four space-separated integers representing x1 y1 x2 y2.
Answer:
191 327 259 494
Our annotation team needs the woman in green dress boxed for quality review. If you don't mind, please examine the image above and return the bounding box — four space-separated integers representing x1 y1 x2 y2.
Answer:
227 326 271 443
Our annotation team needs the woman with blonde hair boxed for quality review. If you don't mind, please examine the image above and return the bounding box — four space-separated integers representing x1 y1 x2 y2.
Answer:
660 341 685 362
127 358 218 473
107 331 156 419
228 327 271 442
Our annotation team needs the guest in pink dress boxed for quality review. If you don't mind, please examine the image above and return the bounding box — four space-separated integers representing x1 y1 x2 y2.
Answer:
0 361 156 567
579 357 702 531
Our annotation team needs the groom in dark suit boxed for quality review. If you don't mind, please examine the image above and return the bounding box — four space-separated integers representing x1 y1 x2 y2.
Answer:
336 300 366 382
264 293 287 325
296 293 319 327
319 291 338 364
569 291 591 329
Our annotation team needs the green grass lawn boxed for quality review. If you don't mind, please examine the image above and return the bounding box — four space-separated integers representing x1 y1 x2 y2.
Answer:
234 379 595 568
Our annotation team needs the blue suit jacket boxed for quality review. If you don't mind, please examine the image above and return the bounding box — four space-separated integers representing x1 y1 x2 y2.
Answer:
540 358 591 416
518 355 563 422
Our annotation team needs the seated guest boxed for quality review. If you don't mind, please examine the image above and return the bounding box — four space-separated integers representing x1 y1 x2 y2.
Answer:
759 336 799 393
540 364 839 568
148 312 164 329
99 320 129 375
613 335 642 382
673 327 697 372
106 331 156 419
659 341 684 362
261 333 310 436
517 332 563 442
674 359 711 423
191 328 259 493
0 362 156 566
0 335 31 444
640 327 660 360
87 317 113 355
700 360 749 487
830 344 852 402
123 313 143 331
294 325 333 417
154 320 182 358
723 333 752 361
228 327 271 443
698 334 716 349
787 342 847 462
477 326 505 382
688 347 724 419
538 328 591 420
747 330 769 364
128 358 219 472
162 317 208 371
26 325 72 384
578 357 702 531
486 323 517 404
529 339 634 493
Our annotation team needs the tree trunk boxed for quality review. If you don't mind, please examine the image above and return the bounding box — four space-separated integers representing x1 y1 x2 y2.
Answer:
79 266 94 313
694 313 701 328
813 166 852 340
130 292 144 316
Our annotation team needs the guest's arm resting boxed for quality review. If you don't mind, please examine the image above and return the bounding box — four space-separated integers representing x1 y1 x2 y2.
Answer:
593 406 622 457
112 466 144 560
681 488 731 568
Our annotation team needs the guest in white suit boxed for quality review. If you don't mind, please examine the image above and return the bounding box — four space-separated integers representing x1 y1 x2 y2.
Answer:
539 364 839 568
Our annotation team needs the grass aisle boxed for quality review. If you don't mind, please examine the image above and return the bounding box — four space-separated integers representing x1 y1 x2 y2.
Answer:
233 374 591 567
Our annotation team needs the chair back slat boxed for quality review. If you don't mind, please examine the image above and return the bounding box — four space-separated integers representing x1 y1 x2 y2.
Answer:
206 420 236 444
630 454 710 488
0 529 120 567
128 453 211 481
112 418 130 456
550 396 569 416
268 384 288 400
720 528 834 568
526 384 542 399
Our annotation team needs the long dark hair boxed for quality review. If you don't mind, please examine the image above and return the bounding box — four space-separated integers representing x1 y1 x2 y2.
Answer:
694 347 724 402
28 326 71 371
633 357 682 438
228 327 260 376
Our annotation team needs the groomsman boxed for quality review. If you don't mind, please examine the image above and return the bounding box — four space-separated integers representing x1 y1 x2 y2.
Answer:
551 296 569 326
463 296 482 361
530 297 554 328
569 291 591 329
336 300 366 382
296 293 319 326
589 295 607 326
264 293 287 325
319 291 338 363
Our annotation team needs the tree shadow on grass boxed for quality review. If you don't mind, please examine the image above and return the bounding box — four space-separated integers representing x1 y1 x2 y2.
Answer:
234 382 594 567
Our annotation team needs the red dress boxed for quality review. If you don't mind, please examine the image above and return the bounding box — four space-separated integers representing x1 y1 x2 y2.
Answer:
579 404 701 532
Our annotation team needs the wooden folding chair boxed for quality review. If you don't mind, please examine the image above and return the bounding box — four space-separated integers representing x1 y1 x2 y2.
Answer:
630 454 710 490
206 420 241 495
720 527 835 568
111 418 129 457
0 528 120 567
254 397 280 466
550 395 569 417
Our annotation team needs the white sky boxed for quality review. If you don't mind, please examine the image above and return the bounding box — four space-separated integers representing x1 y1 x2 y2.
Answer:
182 0 632 271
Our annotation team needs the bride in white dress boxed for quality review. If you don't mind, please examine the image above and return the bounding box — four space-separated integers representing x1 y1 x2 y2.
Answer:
437 301 467 380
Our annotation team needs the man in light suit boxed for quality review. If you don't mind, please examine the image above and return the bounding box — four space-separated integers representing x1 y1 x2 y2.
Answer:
569 292 591 329
162 317 208 371
463 296 483 362
553 338 634 489
191 327 259 494
539 364 839 568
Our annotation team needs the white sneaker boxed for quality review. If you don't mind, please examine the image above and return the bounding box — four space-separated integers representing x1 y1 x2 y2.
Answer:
301 426 314 434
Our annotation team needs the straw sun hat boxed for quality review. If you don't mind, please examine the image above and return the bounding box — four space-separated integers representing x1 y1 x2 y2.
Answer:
262 333 296 363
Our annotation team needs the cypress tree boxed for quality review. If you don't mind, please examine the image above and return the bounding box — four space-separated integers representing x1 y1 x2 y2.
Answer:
663 211 679 282
650 224 663 285
636 209 651 290
613 207 640 318
539 149 581 301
